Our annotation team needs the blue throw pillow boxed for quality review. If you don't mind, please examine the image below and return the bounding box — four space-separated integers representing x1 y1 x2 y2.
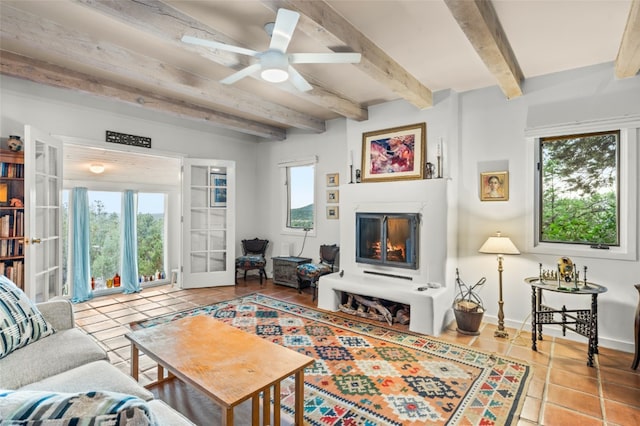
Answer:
0 276 55 359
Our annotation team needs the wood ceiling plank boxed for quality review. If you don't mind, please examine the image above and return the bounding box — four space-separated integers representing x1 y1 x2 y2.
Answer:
444 0 523 100
0 51 286 140
263 0 433 109
77 0 367 121
616 0 640 78
0 4 324 134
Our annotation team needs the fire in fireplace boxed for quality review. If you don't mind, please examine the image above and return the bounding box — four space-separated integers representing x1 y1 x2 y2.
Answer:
355 212 419 269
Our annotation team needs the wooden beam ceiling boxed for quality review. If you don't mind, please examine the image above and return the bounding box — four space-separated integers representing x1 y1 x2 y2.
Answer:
616 0 640 79
78 0 368 122
263 0 433 109
0 4 325 135
0 51 286 140
444 0 523 100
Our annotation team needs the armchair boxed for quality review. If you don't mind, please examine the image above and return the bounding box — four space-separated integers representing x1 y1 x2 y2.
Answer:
296 244 340 301
235 238 269 285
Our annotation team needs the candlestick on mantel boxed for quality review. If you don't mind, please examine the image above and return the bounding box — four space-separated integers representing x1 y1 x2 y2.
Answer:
437 138 443 178
349 150 354 183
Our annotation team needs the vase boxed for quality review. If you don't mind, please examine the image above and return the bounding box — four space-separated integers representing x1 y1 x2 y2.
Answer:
8 135 23 152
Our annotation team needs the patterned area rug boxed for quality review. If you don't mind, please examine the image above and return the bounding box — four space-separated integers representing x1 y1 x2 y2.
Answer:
134 294 531 425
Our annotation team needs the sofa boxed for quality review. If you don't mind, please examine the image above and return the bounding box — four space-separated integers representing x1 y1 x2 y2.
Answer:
0 277 194 425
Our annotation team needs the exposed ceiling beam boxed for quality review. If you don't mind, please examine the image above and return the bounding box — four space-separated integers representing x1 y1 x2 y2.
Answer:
444 0 523 100
263 0 433 109
77 0 367 122
0 51 286 140
0 4 325 134
616 0 640 78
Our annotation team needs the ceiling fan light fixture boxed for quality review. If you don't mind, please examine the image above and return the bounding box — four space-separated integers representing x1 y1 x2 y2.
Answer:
89 163 105 174
260 50 289 83
261 67 289 83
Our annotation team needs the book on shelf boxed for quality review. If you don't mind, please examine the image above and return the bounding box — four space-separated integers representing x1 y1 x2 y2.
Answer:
0 212 24 238
2 260 23 288
0 162 24 178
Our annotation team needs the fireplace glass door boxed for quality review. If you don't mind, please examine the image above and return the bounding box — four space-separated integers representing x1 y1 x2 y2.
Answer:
356 213 418 269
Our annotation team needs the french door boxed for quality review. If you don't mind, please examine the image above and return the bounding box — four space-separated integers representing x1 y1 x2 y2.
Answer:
24 125 63 302
181 159 235 287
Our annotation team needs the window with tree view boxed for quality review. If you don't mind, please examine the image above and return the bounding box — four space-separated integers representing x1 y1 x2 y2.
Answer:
539 130 619 246
63 190 166 291
287 164 314 230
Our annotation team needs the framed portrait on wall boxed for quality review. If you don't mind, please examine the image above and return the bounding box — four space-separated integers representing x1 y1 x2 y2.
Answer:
327 189 339 203
480 171 509 201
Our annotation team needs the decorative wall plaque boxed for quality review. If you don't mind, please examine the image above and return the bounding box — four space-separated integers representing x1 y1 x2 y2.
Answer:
106 131 151 148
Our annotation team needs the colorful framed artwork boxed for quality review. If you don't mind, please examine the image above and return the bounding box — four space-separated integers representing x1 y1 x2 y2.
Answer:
361 122 426 183
480 171 509 201
327 189 339 203
210 173 227 207
326 206 339 219
210 173 227 187
326 173 339 187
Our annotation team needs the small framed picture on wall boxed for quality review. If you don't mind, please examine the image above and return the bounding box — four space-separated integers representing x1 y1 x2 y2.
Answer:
326 173 339 187
326 206 339 219
480 171 509 201
327 189 339 203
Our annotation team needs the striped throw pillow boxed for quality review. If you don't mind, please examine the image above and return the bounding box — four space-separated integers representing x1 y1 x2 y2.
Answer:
0 389 157 425
0 275 55 359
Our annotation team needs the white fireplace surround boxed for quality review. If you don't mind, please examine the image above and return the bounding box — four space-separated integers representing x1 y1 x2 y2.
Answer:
318 179 454 336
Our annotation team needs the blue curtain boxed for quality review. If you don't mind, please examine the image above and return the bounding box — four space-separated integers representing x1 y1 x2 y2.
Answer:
71 187 92 303
121 190 140 294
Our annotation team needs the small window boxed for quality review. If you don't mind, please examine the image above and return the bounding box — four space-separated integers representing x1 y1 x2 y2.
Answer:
538 131 619 247
286 164 315 230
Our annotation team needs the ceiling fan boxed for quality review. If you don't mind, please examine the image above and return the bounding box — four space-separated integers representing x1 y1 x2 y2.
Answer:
181 8 361 92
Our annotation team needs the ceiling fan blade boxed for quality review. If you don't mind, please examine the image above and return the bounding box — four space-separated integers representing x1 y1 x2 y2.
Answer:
181 35 259 57
287 66 313 92
289 52 362 64
269 9 300 52
220 63 262 85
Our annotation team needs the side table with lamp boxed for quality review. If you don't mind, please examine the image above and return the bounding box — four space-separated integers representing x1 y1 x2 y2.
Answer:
478 232 520 338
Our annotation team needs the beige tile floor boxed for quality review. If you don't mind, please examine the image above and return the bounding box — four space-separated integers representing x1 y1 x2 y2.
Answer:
73 279 640 425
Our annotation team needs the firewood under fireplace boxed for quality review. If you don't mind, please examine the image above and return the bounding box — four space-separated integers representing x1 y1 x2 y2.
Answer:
339 293 410 326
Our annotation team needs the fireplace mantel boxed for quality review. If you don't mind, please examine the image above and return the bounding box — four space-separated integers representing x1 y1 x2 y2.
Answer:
318 179 453 336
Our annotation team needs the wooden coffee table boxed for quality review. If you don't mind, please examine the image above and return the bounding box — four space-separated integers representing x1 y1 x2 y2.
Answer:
125 315 314 425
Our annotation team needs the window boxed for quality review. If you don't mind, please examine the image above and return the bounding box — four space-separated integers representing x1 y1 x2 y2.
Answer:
526 119 637 260
137 193 166 277
88 191 122 281
539 131 619 246
62 189 168 292
280 158 316 233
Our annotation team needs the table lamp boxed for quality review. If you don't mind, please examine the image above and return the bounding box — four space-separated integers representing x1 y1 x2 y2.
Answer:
479 232 520 338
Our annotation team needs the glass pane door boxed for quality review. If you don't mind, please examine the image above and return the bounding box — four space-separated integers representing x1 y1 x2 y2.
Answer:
182 159 235 287
24 125 63 302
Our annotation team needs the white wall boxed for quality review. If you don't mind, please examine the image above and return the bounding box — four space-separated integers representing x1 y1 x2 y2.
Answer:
253 119 345 271
455 63 640 352
0 75 261 275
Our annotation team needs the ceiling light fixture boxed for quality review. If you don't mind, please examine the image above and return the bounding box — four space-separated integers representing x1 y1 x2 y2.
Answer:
260 50 289 83
89 163 105 174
